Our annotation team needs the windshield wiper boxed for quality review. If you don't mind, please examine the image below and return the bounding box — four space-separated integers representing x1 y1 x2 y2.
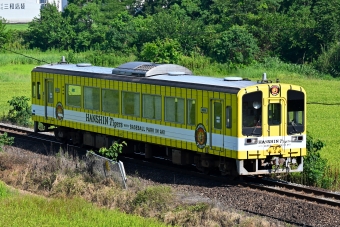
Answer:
289 120 302 134
251 119 261 136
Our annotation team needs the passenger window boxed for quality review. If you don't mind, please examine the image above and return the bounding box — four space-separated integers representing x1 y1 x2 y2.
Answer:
66 84 81 108
143 94 161 120
187 99 196 126
32 82 36 98
37 82 41 99
165 97 184 124
122 91 140 117
84 87 100 111
102 89 119 114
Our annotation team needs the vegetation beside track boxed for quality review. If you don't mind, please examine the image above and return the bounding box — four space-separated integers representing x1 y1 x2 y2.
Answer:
0 182 167 227
0 147 283 226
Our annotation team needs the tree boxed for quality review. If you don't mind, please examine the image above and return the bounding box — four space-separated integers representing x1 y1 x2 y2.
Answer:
0 18 12 48
314 43 340 77
210 25 259 64
139 38 182 63
102 11 137 53
136 4 205 55
26 4 67 50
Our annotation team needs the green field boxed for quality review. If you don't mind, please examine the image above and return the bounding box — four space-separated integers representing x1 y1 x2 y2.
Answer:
0 62 339 167
6 23 28 31
0 182 166 227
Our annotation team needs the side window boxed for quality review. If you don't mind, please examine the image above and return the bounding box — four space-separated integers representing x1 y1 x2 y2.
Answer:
84 87 100 111
102 89 119 114
37 82 41 99
165 97 184 124
143 94 161 120
66 84 81 108
122 91 140 117
226 106 232 128
187 99 196 126
32 82 36 98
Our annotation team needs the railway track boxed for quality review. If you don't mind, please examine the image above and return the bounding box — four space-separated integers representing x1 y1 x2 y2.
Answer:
0 123 57 143
243 177 340 208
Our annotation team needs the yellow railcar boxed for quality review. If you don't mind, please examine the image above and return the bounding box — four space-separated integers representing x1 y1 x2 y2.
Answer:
31 61 306 175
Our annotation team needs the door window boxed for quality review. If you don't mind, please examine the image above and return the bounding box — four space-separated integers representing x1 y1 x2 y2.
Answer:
214 102 222 130
268 103 281 125
47 81 53 103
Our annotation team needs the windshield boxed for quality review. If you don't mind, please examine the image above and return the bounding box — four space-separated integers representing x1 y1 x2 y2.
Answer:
242 91 262 136
287 90 305 134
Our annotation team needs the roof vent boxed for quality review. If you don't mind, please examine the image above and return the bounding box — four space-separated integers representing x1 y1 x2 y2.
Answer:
168 71 184 76
224 76 243 81
76 63 92 67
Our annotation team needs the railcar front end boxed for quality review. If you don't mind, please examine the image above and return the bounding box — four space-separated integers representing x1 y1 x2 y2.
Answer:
235 78 306 175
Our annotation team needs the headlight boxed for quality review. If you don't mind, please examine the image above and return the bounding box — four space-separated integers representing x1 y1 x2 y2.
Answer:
245 138 258 145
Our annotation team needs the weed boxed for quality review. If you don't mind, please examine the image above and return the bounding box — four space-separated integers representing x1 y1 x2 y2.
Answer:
0 181 12 198
0 133 14 152
133 185 173 215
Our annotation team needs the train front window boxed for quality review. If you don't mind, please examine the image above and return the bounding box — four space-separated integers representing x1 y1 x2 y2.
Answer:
268 103 281 125
242 91 262 136
287 90 305 134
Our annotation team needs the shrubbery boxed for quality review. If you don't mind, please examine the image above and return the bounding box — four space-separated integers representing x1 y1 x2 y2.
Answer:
4 96 31 127
0 133 14 152
303 135 329 187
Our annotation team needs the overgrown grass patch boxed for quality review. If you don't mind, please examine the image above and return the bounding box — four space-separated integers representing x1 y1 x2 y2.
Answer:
0 181 14 199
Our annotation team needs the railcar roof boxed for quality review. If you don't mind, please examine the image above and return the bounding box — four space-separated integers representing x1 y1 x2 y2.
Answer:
150 74 257 88
33 63 258 90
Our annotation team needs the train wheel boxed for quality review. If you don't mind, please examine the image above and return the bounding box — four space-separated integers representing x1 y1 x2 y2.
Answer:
54 127 67 143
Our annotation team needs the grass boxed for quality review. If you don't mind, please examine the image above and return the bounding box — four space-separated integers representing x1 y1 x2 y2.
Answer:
0 64 33 115
0 185 166 227
6 23 28 31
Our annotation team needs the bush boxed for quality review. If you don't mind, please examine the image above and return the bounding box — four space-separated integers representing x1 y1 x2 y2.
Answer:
5 96 31 127
0 133 14 152
303 134 328 187
98 141 127 162
133 185 173 213
139 38 183 64
314 43 340 78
